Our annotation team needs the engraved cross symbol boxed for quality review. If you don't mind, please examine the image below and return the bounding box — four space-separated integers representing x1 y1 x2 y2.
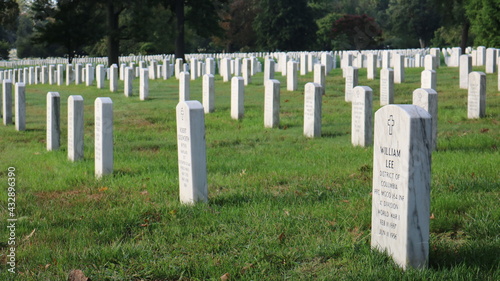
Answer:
387 115 395 135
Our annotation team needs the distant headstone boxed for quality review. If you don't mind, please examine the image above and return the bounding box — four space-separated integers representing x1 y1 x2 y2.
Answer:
394 54 405 83
345 66 358 102
179 71 190 101
287 60 298 91
46 92 61 151
314 64 326 96
231 76 244 120
221 58 231 82
485 48 496 74
48 65 56 85
351 86 373 147
476 46 486 66
175 58 183 79
124 67 134 97
303 82 322 138
2 79 13 125
420 70 436 91
424 55 436 71
14 83 25 131
190 58 198 80
137 68 149 100
367 53 377 80
68 95 84 162
57 64 64 86
163 59 170 80
459 55 472 89
95 97 113 178
66 64 73 86
413 88 438 151
242 58 251 86
202 74 215 113
41 66 48 84
382 51 390 69
380 68 394 106
110 64 118 92
96 65 105 89
234 58 241 76
468 72 486 119
205 58 215 76
264 79 280 128
430 48 440 68
75 64 83 85
264 58 275 82
300 53 308 75
176 100 208 204
371 104 431 270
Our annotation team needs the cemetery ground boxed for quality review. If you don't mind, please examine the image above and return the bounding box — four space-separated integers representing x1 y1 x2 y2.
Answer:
0 65 499 280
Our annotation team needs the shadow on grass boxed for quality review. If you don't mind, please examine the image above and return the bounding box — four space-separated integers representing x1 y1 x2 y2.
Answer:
429 241 500 271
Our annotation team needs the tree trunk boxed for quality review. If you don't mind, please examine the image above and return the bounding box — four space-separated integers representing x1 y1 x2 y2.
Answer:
460 21 470 52
175 0 185 61
419 38 425 48
107 1 120 67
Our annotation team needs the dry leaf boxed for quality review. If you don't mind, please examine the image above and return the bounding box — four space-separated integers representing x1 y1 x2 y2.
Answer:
140 190 149 195
283 210 290 216
68 269 90 281
430 213 435 219
45 264 51 269
278 232 286 242
480 128 489 133
23 229 36 242
240 263 254 274
240 169 246 176
98 187 108 192
220 273 230 281
341 200 350 203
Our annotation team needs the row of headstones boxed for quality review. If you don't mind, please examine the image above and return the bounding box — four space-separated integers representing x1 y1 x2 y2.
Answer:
445 46 500 72
175 94 433 270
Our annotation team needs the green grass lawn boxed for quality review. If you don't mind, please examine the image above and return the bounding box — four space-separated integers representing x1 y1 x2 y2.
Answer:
0 63 499 280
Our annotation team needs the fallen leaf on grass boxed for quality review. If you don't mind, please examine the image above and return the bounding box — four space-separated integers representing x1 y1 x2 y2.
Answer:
220 273 230 280
23 229 36 242
240 263 254 274
430 213 435 219
341 200 350 203
98 187 108 192
283 210 290 216
140 190 149 195
68 269 90 281
480 128 489 133
278 232 286 242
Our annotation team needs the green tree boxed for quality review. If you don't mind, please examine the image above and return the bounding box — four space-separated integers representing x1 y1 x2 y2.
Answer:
432 0 470 50
466 0 500 46
330 14 383 50
387 0 441 48
253 0 317 51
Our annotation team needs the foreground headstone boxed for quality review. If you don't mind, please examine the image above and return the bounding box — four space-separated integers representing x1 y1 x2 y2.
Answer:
264 79 280 128
124 67 133 97
202 74 215 113
47 92 61 151
231 76 244 120
176 100 208 204
68 95 84 161
14 83 25 131
459 55 472 89
351 86 373 147
468 71 486 119
95 97 113 178
2 79 13 125
303 82 322 138
371 104 431 270
413 88 438 151
345 66 358 102
140 68 149 100
380 68 394 106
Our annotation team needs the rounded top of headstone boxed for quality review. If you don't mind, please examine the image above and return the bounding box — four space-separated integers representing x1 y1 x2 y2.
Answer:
376 104 431 120
176 100 204 111
95 97 112 104
68 95 84 101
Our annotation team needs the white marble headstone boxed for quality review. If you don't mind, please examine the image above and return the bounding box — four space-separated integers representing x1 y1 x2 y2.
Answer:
394 54 405 84
179 71 190 101
371 104 431 270
231 76 244 120
264 79 280 128
287 60 298 91
380 68 394 106
14 83 25 131
367 53 377 80
345 66 358 102
95 97 113 178
202 74 215 113
264 58 275 82
420 70 436 91
242 58 251 86
303 82 322 138
314 64 326 96
485 48 496 74
140 68 149 100
2 79 13 125
68 95 84 161
459 55 472 89
124 67 133 97
110 64 118 92
47 92 61 151
413 88 438 151
468 72 486 119
96 65 105 89
176 100 208 204
351 86 373 147
75 64 82 85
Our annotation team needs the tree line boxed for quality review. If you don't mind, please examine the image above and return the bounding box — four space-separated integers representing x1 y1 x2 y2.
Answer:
0 0 498 64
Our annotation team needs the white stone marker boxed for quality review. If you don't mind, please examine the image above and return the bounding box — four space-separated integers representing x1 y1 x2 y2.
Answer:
14 83 25 131
140 68 149 100
124 67 134 97
95 97 113 178
48 65 56 85
110 64 118 92
380 68 394 106
303 82 322 138
221 58 231 82
68 95 84 161
66 64 73 86
28 67 34 85
179 71 190 101
176 100 208 204
264 79 280 128
75 64 82 85
468 71 486 119
234 58 241 76
351 86 373 147
202 74 215 113
300 53 308 75
345 66 358 102
40 66 48 84
394 54 405 83
477 46 486 66
3 79 13 125
46 92 61 151
413 88 438 151
367 53 377 80
424 55 436 71
264 58 275 82
371 104 431 270
206 58 215 76
287 60 298 91
314 64 326 96
57 64 64 86
96 65 105 89
420 70 436 91
242 58 251 86
231 76 244 120
459 55 472 89
163 59 170 80
485 48 497 73
175 58 183 79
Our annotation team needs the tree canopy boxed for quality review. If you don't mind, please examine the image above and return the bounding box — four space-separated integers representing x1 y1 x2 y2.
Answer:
1 0 499 61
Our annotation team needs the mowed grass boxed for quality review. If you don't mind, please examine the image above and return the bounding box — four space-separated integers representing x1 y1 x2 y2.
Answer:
0 62 499 280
